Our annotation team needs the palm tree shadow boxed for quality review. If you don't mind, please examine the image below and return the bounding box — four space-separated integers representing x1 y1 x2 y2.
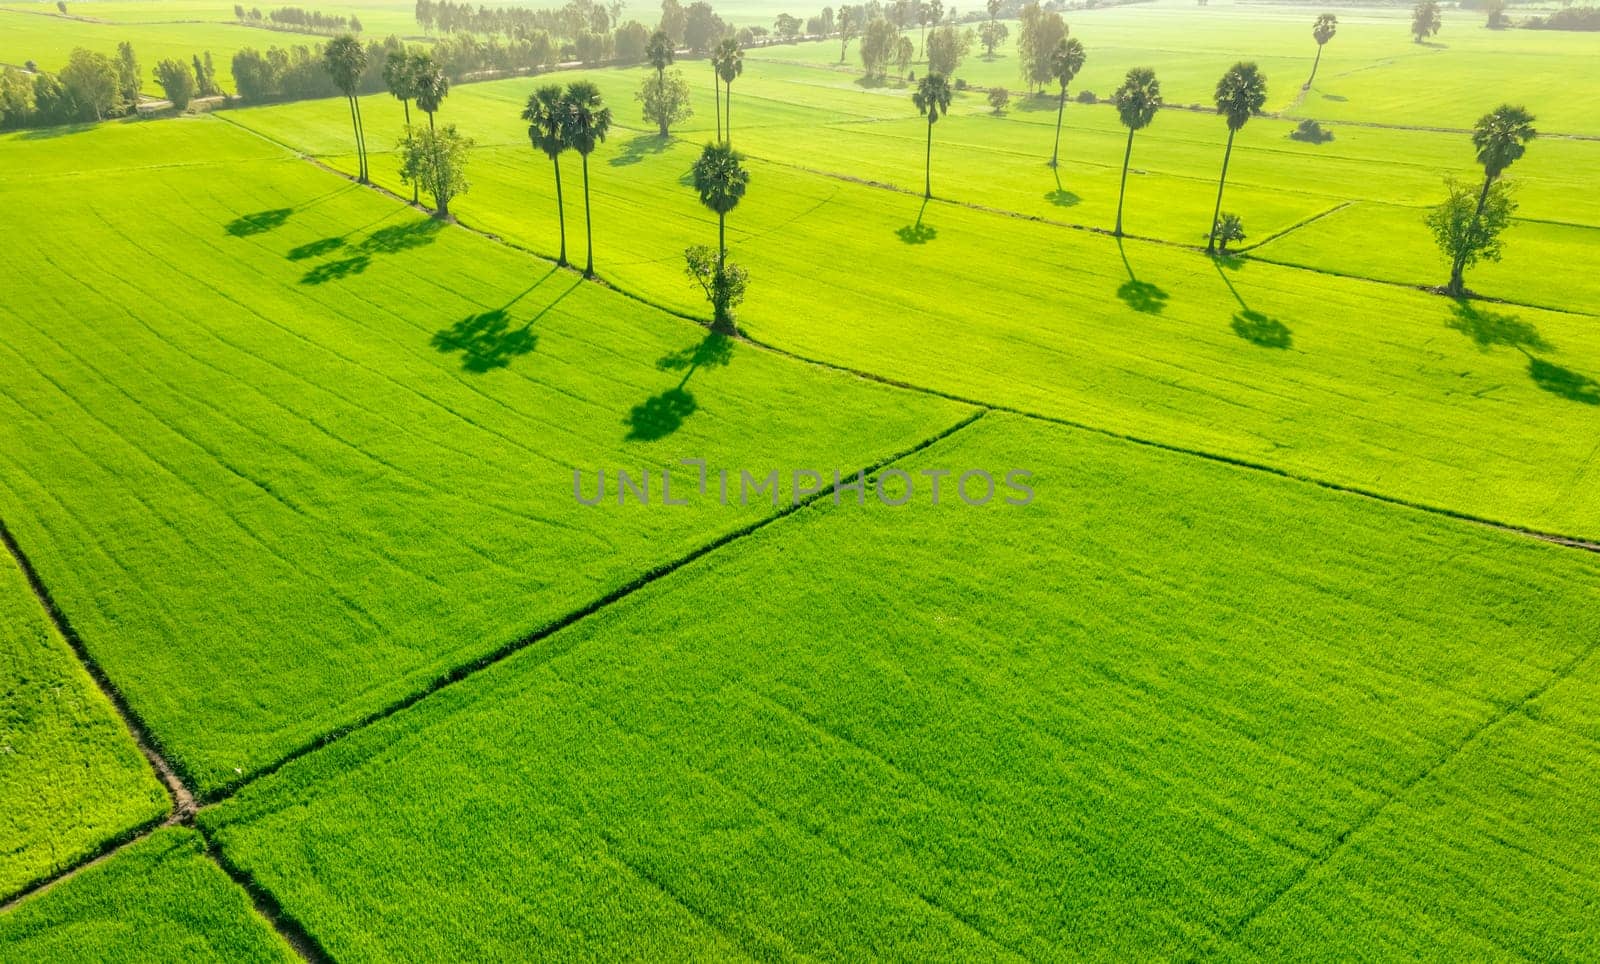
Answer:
1046 168 1080 207
301 255 372 285
610 132 673 167
1116 239 1170 315
1447 300 1550 353
359 219 444 254
1213 256 1291 348
431 270 564 373
288 236 346 261
226 208 292 237
896 200 937 244
626 331 736 441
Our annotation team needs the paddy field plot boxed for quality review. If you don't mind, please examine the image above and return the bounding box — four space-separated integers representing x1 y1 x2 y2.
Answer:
0 534 167 899
0 827 294 961
226 70 1600 542
200 413 1600 960
0 116 969 794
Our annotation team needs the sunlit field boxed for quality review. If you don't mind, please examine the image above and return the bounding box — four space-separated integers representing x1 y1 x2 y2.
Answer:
3 0 1597 957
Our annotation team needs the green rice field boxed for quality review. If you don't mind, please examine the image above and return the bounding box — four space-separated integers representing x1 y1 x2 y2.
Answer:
2 0 1597 957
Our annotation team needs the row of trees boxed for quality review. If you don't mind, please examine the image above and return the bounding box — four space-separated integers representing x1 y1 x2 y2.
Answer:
233 5 364 35
0 42 174 128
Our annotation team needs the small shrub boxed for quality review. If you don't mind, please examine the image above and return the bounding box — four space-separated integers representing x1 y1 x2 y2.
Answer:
1290 118 1334 144
1075 89 1096 104
954 77 967 90
1212 213 1246 253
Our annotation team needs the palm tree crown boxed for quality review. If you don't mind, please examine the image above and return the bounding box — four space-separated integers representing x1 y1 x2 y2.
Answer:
413 56 448 117
323 35 366 96
1472 104 1536 179
383 48 418 103
1214 62 1267 131
914 72 953 123
647 30 675 74
1049 36 1086 90
1313 13 1337 45
714 38 744 86
692 142 750 217
1114 67 1162 132
521 84 567 161
560 80 612 155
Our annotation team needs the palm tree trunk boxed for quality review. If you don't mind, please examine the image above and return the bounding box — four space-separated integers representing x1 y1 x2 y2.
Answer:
346 96 365 182
724 81 731 145
716 210 728 330
924 117 934 199
581 152 594 277
714 66 722 142
1305 44 1323 89
1450 172 1495 295
1206 128 1235 254
427 109 435 132
1050 86 1066 167
553 154 568 266
403 99 417 203
1115 127 1135 237
352 95 369 182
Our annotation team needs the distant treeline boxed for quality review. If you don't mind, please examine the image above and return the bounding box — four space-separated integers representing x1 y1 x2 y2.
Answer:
233 4 365 35
0 45 222 129
230 32 567 102
1521 6 1600 30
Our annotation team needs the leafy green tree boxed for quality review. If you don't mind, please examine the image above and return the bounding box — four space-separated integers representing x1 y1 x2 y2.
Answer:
413 53 448 129
912 71 952 198
399 124 472 218
1047 36 1085 168
115 42 140 107
1412 0 1441 42
1207 62 1267 253
560 80 611 277
838 5 861 62
861 17 897 81
0 67 35 128
895 35 914 78
685 246 748 332
988 85 1009 114
384 48 422 201
1016 3 1065 94
637 67 692 136
713 38 743 143
522 84 571 266
925 24 971 76
153 58 197 110
1428 177 1514 296
1112 66 1161 237
689 142 751 331
61 48 121 121
322 35 370 181
1306 13 1336 88
979 20 1007 58
1441 104 1535 294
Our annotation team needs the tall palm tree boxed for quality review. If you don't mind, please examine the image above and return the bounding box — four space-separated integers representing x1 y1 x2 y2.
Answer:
1448 104 1535 294
384 48 421 202
713 38 744 144
560 81 611 277
647 29 674 107
691 142 751 332
1112 67 1162 237
522 84 571 267
323 35 370 182
1305 13 1337 89
1047 36 1086 169
1207 62 1268 254
913 72 952 199
413 54 448 130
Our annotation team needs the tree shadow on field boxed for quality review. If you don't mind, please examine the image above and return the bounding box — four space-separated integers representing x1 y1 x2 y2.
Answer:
301 255 371 284
610 132 673 167
358 218 444 254
1214 256 1291 349
1115 239 1170 315
19 122 99 140
1046 167 1080 207
1528 357 1600 405
625 331 735 441
896 200 937 244
288 236 346 260
226 208 293 237
1446 299 1550 353
432 270 565 372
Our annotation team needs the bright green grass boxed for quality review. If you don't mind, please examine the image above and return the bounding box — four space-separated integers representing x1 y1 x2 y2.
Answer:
200 412 1600 959
751 1 1600 133
227 92 1600 542
0 541 167 901
0 117 970 792
0 827 294 962
1252 201 1600 314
